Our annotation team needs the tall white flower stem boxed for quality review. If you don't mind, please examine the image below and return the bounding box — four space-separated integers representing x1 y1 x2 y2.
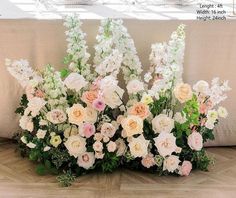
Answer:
64 15 93 81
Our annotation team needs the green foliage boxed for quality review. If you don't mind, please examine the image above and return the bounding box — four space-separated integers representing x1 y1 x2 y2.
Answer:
201 127 215 143
192 150 214 171
183 95 200 126
60 68 70 78
57 171 76 187
100 153 120 172
150 96 168 116
50 149 71 169
15 94 28 115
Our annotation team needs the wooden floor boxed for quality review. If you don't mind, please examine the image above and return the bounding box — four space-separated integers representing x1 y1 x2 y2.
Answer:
1 143 236 198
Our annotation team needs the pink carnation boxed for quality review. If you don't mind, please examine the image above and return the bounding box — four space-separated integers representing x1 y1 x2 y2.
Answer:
180 161 192 176
92 98 106 112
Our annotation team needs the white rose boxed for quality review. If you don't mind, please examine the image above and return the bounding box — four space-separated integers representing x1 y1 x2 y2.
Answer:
64 135 87 157
193 80 209 95
126 79 144 94
36 129 46 139
46 109 67 124
64 73 88 92
152 114 174 134
27 97 46 117
101 122 116 138
19 115 34 132
163 155 180 173
77 152 95 170
187 132 203 151
128 135 149 158
217 106 228 118
107 141 117 152
103 86 124 109
27 142 36 149
154 132 177 157
174 112 187 124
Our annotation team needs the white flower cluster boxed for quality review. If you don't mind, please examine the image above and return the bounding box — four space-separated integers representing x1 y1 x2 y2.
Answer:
42 65 67 109
64 15 92 80
94 19 143 83
95 49 123 77
209 77 231 106
148 25 185 95
6 59 42 88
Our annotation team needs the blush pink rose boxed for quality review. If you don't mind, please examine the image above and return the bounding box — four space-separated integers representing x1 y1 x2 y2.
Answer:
92 98 106 112
187 131 203 151
141 154 155 168
180 161 192 176
80 123 95 138
199 103 207 114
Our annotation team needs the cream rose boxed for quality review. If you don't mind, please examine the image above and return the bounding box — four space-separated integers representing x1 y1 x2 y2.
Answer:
152 114 174 134
174 83 193 103
154 132 177 157
67 104 86 125
19 115 34 132
121 115 143 137
107 141 117 152
128 135 149 158
187 131 203 151
115 138 127 156
126 79 144 94
64 135 87 157
163 155 180 173
46 109 67 124
85 107 97 124
193 80 209 95
217 106 228 118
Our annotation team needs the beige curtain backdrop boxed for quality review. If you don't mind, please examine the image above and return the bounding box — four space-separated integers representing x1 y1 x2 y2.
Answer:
0 19 235 146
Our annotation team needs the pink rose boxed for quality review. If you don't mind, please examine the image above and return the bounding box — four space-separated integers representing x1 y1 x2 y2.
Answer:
180 161 192 176
141 154 155 168
80 123 95 138
187 131 203 151
92 98 106 112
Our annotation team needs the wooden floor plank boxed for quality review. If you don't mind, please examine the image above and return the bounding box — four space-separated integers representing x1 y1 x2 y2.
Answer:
0 143 236 198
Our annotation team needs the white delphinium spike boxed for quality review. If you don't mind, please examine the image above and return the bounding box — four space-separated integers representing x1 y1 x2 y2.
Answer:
6 58 42 88
94 19 143 83
64 15 92 80
95 49 123 78
149 24 186 94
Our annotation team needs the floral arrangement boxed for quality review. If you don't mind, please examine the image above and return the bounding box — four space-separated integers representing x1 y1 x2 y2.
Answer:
6 15 230 186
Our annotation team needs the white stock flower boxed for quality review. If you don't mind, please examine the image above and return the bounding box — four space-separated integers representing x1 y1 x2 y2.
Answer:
64 73 88 92
19 115 34 132
43 146 51 152
27 142 36 149
77 152 95 170
217 106 228 118
163 155 180 173
193 80 209 95
152 114 174 134
126 79 144 94
64 135 87 157
128 135 149 158
154 132 177 157
20 136 27 144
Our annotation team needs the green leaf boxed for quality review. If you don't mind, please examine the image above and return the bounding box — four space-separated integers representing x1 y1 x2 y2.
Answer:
60 68 69 78
36 164 47 175
45 160 51 169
